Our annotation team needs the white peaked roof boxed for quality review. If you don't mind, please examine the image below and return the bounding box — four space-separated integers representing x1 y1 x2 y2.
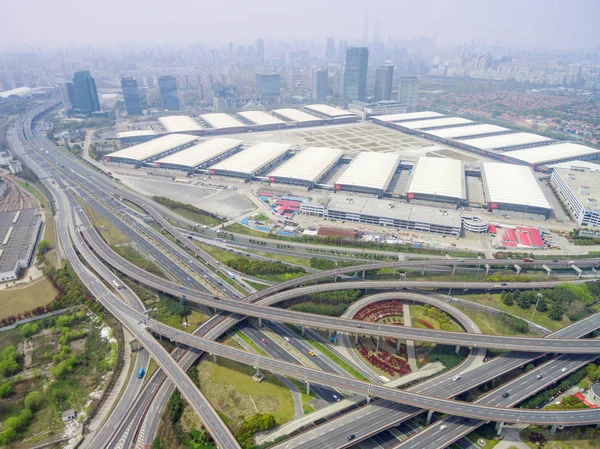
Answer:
159 116 202 132
426 124 510 139
272 108 322 122
304 104 354 118
482 162 551 210
374 111 445 122
398 117 474 130
117 130 156 138
200 113 246 129
269 147 344 183
408 157 465 200
154 138 243 168
106 134 197 162
210 142 291 175
237 111 285 126
335 152 401 191
506 142 600 165
457 132 552 151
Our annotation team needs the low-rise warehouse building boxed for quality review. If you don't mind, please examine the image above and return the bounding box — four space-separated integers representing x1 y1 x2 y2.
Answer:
551 168 600 228
395 117 474 130
237 111 286 129
334 152 401 198
372 111 444 123
199 113 247 132
271 108 325 126
500 142 600 167
303 104 357 122
209 142 292 180
481 162 552 218
117 130 157 144
0 209 42 282
455 132 553 153
154 138 244 172
302 196 462 236
548 160 600 173
158 115 203 133
105 134 198 165
425 124 510 140
406 157 466 206
268 146 344 189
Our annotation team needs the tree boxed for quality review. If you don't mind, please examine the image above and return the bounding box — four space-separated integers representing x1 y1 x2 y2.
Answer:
24 391 42 411
501 291 514 306
548 303 565 321
37 240 52 256
536 297 547 312
0 381 12 398
151 439 163 449
0 346 21 377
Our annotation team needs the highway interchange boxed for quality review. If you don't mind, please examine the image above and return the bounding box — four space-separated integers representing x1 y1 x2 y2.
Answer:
7 101 600 448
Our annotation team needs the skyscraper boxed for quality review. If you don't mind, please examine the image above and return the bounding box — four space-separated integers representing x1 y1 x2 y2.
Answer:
255 74 280 97
398 76 419 112
325 37 336 61
343 47 369 107
158 75 180 110
256 38 265 65
374 65 394 102
312 69 328 101
121 77 142 115
70 70 100 113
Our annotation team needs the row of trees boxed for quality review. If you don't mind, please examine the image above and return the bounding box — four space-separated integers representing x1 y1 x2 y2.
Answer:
226 257 305 276
422 304 457 331
308 257 358 270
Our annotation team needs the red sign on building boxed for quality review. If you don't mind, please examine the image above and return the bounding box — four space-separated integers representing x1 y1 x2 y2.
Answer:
155 162 160 168
334 184 341 191
210 169 215 175
490 203 498 209
269 176 275 183
407 193 414 199
105 156 110 162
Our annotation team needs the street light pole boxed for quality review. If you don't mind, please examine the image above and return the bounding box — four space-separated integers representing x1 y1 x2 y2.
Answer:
531 293 543 322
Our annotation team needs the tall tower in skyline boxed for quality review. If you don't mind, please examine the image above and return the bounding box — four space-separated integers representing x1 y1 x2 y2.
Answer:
374 65 394 102
343 47 369 107
121 77 142 115
256 38 265 65
158 75 180 110
312 69 328 101
70 70 100 113
398 75 419 112
325 37 336 61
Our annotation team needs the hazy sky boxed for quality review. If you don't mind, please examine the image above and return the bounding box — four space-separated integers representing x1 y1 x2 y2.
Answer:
2 0 599 50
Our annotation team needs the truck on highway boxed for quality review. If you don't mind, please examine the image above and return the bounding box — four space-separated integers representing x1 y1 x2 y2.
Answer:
112 280 121 289
523 258 534 262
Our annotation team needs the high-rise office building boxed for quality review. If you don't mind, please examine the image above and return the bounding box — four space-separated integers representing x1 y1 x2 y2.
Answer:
343 47 369 107
256 38 265 65
325 37 336 61
121 77 142 115
374 65 394 102
398 76 419 112
158 75 180 110
70 70 100 113
312 69 328 101
255 73 280 97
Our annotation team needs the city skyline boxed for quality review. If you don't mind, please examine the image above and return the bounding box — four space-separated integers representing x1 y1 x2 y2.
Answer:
2 0 600 51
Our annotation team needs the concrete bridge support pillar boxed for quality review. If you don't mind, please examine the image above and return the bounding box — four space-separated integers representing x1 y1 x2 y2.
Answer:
306 381 310 396
550 425 558 436
421 266 426 275
396 339 402 352
212 354 217 363
258 317 263 328
485 264 490 276
452 265 457 276
376 336 380 352
328 330 333 339
366 395 371 404
301 326 305 336
362 270 365 279
455 345 460 354
496 421 504 436
355 334 359 345
426 410 434 425
255 367 261 376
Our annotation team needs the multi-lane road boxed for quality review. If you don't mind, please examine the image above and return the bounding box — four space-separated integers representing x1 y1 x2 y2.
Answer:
10 102 600 449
